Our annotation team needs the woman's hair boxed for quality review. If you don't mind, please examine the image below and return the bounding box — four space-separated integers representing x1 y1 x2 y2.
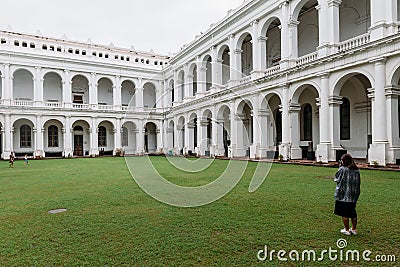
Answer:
340 154 358 169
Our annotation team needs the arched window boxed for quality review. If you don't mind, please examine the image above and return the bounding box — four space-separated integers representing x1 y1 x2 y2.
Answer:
74 126 83 131
303 104 313 141
340 98 351 140
122 127 128 146
98 126 107 147
20 125 32 148
48 125 59 147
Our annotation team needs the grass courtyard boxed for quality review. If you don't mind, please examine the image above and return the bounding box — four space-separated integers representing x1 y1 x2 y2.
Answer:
0 157 399 266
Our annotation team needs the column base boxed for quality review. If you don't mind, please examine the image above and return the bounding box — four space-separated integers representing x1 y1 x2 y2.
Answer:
279 143 291 161
34 149 45 158
63 149 73 158
316 143 332 163
290 146 302 160
228 145 236 158
368 143 389 166
3 151 12 160
387 146 400 164
90 148 99 157
250 143 260 159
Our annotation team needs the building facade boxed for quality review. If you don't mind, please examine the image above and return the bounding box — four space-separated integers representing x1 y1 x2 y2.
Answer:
1 0 400 165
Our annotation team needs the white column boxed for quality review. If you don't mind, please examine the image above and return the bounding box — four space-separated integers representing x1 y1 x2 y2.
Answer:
114 75 122 110
34 115 44 157
228 35 239 83
63 70 72 108
385 86 400 164
251 20 261 78
280 1 290 68
89 72 98 109
211 111 218 156
4 113 12 159
2 64 11 105
250 96 260 158
196 58 206 96
288 20 299 60
34 67 43 106
258 36 267 70
157 121 163 152
90 117 99 156
329 95 342 149
279 85 290 160
317 0 341 56
210 46 219 91
259 109 269 157
137 119 144 155
289 104 302 159
229 101 237 157
372 59 388 142
64 115 72 157
369 0 389 41
135 78 144 110
114 118 121 152
316 74 332 162
368 58 389 165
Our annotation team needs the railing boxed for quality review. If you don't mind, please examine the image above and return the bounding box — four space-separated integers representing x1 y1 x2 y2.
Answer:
45 102 63 108
98 104 114 110
338 33 370 53
295 52 318 66
264 65 281 77
72 103 89 109
13 100 33 106
239 75 251 84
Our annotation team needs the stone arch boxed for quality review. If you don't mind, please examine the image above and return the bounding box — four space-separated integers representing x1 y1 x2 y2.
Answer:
43 72 63 103
143 82 157 109
236 32 254 77
144 122 157 153
121 121 137 154
43 118 64 157
71 74 89 105
12 118 35 156
97 77 114 106
71 119 91 157
178 70 185 101
217 44 231 85
13 69 34 101
121 79 136 108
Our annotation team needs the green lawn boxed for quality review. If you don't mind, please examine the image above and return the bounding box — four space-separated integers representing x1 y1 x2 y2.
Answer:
0 157 399 266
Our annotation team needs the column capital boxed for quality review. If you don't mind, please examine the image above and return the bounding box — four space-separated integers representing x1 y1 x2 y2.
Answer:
328 95 343 105
289 103 301 112
384 85 400 97
250 20 258 26
288 20 300 27
257 36 268 42
228 34 235 40
369 57 387 64
327 0 342 7
367 88 375 99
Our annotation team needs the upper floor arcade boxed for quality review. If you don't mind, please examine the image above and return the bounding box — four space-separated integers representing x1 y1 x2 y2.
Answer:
0 65 167 113
165 0 400 106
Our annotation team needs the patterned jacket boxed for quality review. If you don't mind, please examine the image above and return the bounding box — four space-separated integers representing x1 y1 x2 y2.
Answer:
334 166 361 203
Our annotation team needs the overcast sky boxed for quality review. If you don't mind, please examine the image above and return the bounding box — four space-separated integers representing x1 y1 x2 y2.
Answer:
0 0 244 55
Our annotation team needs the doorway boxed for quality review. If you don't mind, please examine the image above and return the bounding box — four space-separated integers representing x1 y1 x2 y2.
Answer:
74 135 83 156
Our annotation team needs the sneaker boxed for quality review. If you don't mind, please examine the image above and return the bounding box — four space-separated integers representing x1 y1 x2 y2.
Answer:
350 229 358 235
340 228 351 236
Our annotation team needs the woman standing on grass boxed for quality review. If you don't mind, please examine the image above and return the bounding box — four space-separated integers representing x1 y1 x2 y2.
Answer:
334 154 361 236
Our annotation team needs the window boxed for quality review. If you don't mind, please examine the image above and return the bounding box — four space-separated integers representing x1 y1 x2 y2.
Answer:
1 38 6 44
92 52 97 56
99 53 103 58
75 49 79 54
121 56 125 61
68 48 73 53
105 54 109 58
30 43 36 48
340 98 351 140
56 46 61 52
98 126 107 147
115 55 119 60
49 45 55 51
22 42 27 47
42 44 48 50
20 125 32 148
14 40 19 46
122 127 128 146
303 104 313 141
82 50 86 55
126 57 130 61
48 125 59 147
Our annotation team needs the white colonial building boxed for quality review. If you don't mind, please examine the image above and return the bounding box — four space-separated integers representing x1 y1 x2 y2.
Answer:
1 0 400 166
